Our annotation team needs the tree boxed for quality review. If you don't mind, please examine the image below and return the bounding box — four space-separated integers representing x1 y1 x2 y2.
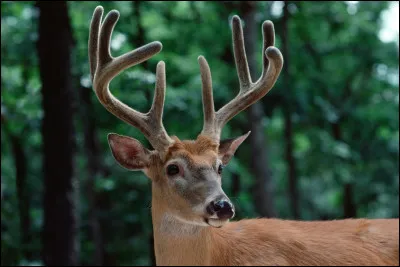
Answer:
282 1 300 219
36 1 78 265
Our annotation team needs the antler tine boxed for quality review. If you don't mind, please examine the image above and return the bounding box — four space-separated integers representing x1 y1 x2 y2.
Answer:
231 15 251 90
89 6 173 151
198 56 216 137
149 61 167 128
199 15 283 142
89 6 103 82
261 20 276 78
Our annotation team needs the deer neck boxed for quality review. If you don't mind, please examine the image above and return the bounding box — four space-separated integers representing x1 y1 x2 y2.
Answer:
151 192 213 266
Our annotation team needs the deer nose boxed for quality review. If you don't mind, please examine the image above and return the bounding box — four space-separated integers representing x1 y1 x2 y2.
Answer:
207 200 235 220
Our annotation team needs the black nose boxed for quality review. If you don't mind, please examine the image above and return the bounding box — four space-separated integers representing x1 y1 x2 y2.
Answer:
207 200 234 220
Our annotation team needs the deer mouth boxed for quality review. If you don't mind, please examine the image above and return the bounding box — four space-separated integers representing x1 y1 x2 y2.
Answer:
204 218 229 228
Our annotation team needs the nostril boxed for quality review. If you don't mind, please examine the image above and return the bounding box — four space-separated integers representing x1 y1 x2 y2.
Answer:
214 200 228 211
206 200 235 219
206 201 216 215
214 200 234 219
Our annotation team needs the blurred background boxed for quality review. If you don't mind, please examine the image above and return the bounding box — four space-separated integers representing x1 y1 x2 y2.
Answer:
1 1 399 266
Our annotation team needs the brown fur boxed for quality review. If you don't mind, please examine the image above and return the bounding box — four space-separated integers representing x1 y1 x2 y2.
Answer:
152 208 399 265
108 135 399 266
165 135 219 160
147 138 399 266
146 135 219 182
152 198 399 266
210 218 399 266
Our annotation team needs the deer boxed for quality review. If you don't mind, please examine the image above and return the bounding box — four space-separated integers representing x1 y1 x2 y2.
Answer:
88 5 399 266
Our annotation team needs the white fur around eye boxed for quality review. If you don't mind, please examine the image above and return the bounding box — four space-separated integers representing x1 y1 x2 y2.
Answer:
215 159 222 170
174 177 188 191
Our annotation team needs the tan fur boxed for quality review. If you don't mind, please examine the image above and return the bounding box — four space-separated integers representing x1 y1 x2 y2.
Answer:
145 138 400 266
152 199 399 266
210 218 399 266
146 136 219 182
165 135 219 160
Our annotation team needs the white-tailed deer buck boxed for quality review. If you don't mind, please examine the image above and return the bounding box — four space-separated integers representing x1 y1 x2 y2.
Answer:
88 6 399 266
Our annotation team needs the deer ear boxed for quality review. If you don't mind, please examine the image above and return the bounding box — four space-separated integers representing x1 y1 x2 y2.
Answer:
107 133 152 171
218 131 250 165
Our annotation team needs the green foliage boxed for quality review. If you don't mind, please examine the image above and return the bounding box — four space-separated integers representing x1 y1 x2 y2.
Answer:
1 1 398 266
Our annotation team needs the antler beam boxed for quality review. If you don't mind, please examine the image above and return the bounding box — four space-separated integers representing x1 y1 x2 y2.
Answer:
89 6 173 151
199 15 284 142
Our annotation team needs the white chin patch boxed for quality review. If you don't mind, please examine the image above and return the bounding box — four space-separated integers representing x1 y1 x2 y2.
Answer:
207 218 229 228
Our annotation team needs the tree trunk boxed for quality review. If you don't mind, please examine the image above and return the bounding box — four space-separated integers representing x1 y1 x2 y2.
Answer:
238 1 276 218
343 183 356 218
282 1 300 219
37 1 78 265
332 121 357 218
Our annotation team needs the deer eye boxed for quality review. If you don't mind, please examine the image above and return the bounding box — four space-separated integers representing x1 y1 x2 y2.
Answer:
167 164 180 176
218 164 225 175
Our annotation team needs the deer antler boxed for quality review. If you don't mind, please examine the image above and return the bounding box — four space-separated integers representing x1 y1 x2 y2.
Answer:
89 6 173 151
198 16 283 142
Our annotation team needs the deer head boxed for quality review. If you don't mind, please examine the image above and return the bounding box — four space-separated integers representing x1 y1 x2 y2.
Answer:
89 6 283 228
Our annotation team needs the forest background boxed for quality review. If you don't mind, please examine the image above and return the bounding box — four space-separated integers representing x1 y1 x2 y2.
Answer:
1 1 399 266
